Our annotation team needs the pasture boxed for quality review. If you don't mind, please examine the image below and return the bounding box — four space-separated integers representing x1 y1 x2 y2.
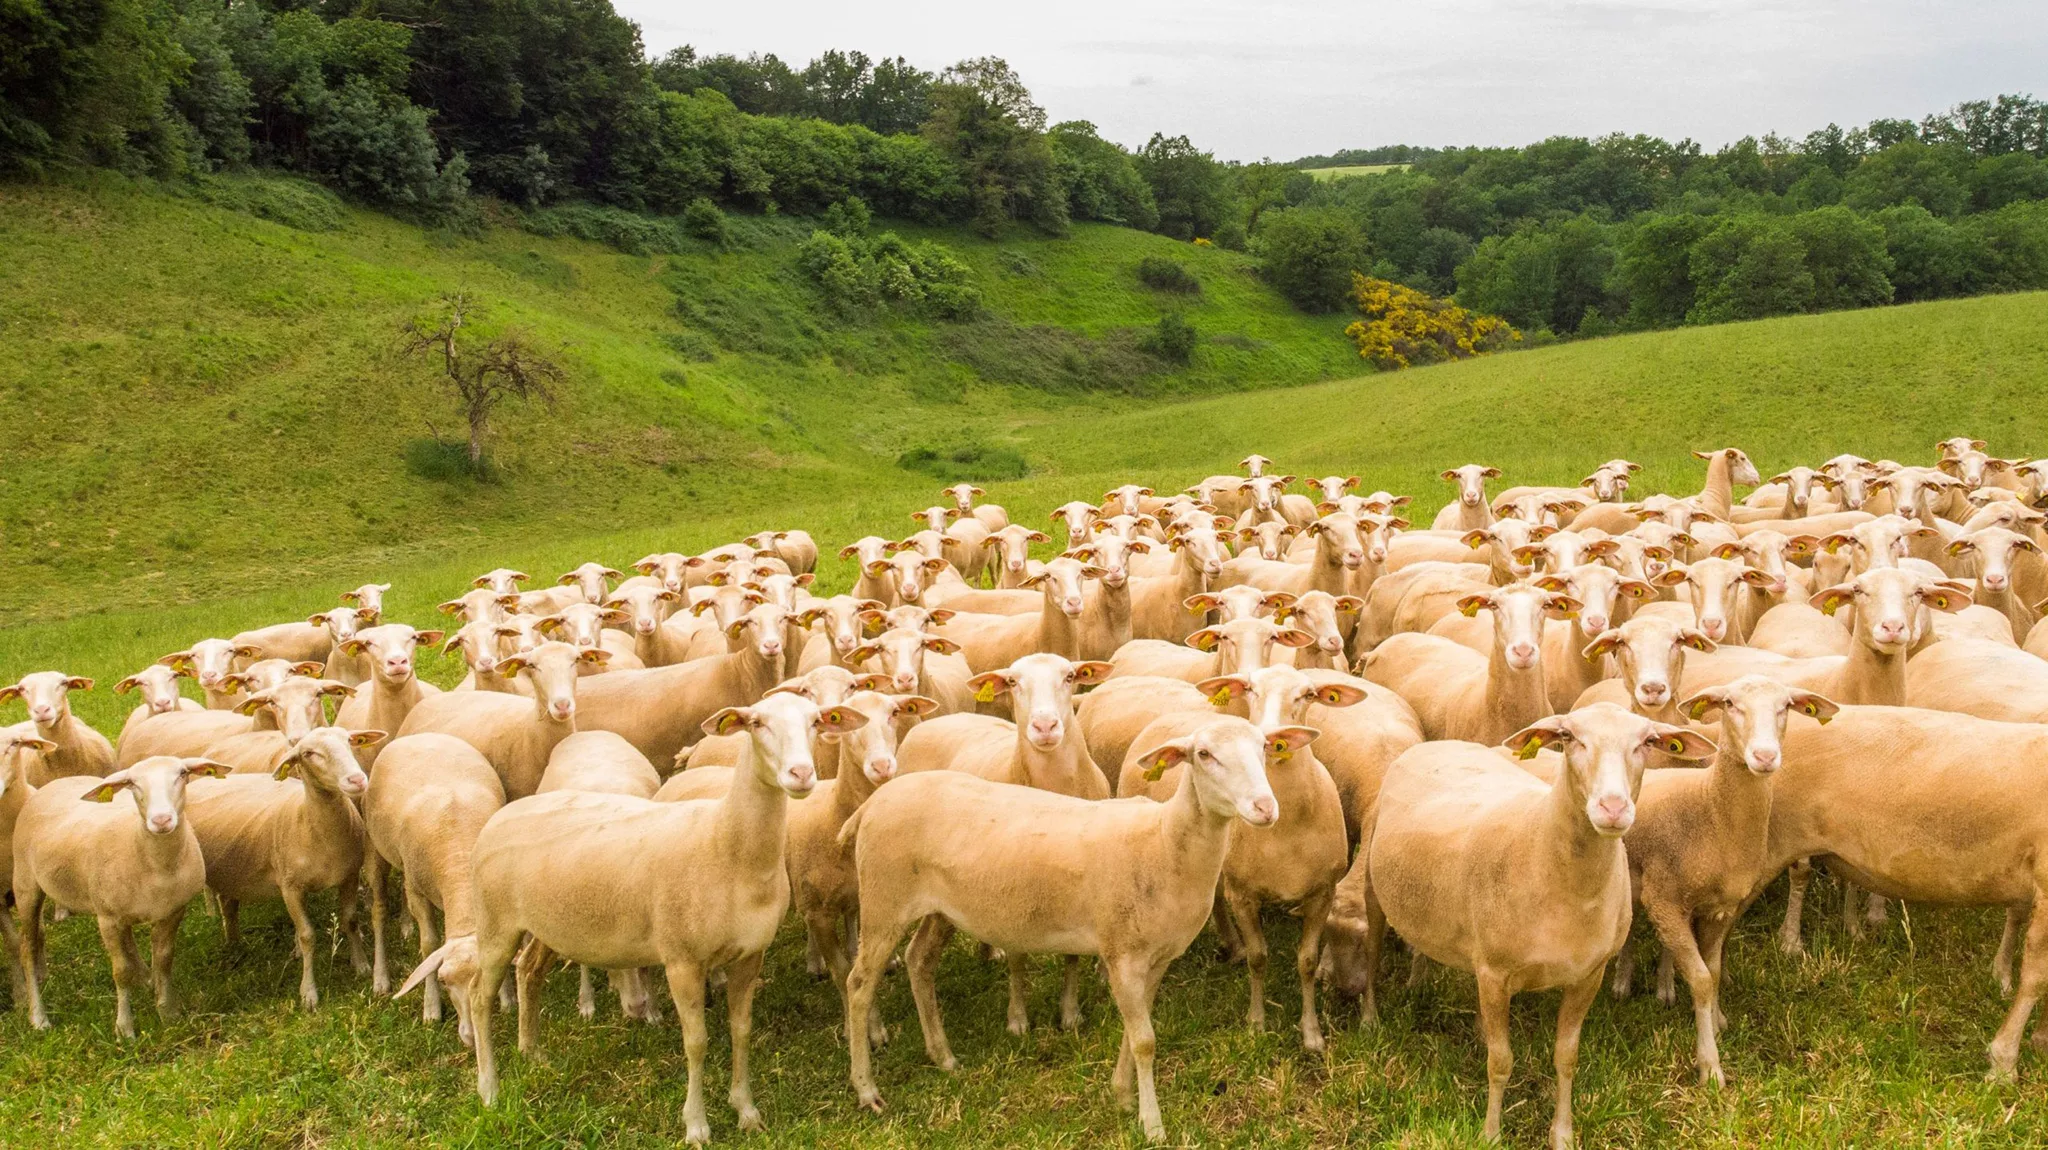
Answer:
1301 165 1408 181
6 175 2048 1147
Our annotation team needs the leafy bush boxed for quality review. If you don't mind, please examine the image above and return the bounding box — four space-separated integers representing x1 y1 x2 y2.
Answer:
1255 207 1369 312
1135 256 1201 294
186 174 348 232
525 204 689 255
1345 274 1519 370
1138 313 1197 363
821 196 872 237
404 437 484 482
795 227 982 317
999 249 1041 276
897 443 1029 482
682 197 729 245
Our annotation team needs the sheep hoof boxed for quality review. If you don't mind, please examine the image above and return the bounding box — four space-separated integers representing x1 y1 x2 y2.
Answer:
858 1091 885 1114
684 1121 711 1145
736 1107 763 1133
300 988 320 1011
1302 1028 1325 1056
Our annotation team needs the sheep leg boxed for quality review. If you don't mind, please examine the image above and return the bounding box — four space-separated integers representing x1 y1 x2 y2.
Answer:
1296 885 1333 1055
808 903 877 1046
1407 951 1432 990
804 925 828 979
1549 967 1605 1150
845 912 907 1113
369 851 392 995
0 908 25 1005
1655 946 1676 1006
1611 939 1636 998
95 917 140 1039
1476 969 1514 1142
150 908 186 1020
576 965 596 1020
516 940 553 1054
1866 892 1889 928
280 887 320 1010
221 897 241 950
17 887 48 1029
1221 884 1270 1033
1779 860 1811 956
1060 954 1083 1032
724 950 766 1132
469 930 523 1106
907 916 959 1069
338 873 369 976
1004 952 1033 1035
1211 890 1244 963
1987 894 2048 1079
1998 906 2030 998
1105 955 1169 1142
665 960 713 1145
404 883 441 1024
1699 912 1738 1040
1647 903 1722 1086
1358 886 1387 1027
1841 878 1865 939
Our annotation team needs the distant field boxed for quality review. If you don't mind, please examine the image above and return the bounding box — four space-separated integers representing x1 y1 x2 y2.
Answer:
1301 164 1408 181
7 172 2048 1146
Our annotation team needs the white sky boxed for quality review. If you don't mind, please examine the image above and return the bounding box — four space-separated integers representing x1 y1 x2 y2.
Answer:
617 0 2048 162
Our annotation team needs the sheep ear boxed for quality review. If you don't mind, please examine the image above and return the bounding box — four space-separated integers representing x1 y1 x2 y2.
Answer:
1678 689 1729 722
1136 738 1192 782
1581 630 1624 659
114 676 140 695
396 937 461 999
1711 542 1745 560
895 695 941 719
319 682 357 699
816 706 869 734
1275 628 1318 649
1809 584 1856 616
415 630 445 647
702 707 754 737
1268 726 1319 758
1680 630 1718 653
233 696 268 716
1651 725 1717 761
339 637 369 657
851 674 891 692
1456 594 1491 618
1504 718 1569 759
273 753 301 781
1185 628 1222 653
1195 676 1249 706
1789 691 1841 724
348 730 389 749
1653 567 1690 588
83 773 136 802
1317 683 1369 707
1533 575 1569 593
181 758 232 780
577 648 611 666
921 637 961 656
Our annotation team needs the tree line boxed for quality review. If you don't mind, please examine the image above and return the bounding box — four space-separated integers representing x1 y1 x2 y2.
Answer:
4 1 2045 339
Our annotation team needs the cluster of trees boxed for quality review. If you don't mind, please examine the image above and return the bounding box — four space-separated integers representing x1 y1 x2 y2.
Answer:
1260 95 2048 331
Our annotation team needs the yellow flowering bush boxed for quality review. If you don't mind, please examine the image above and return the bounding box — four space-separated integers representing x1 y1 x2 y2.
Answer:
1344 273 1520 370
1191 236 1214 247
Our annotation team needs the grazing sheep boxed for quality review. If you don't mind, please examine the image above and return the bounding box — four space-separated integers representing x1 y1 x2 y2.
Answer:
12 755 229 1036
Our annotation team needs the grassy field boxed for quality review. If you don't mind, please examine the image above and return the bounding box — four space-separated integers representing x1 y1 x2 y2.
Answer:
1301 165 1408 181
6 175 2048 1146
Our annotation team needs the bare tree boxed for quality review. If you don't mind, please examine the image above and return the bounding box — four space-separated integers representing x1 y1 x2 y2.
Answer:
400 293 565 470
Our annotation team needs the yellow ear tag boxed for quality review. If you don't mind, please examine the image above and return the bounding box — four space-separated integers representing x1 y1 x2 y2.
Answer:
1517 736 1545 761
1143 754 1171 782
1269 741 1292 763
1208 687 1233 707
974 680 998 704
1663 738 1688 754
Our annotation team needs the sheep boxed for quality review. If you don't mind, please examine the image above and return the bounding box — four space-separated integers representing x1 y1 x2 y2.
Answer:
1130 524 1229 645
796 594 888 671
455 693 864 1143
570 602 795 769
1273 589 1362 672
333 624 445 771
437 588 519 627
898 653 1116 1033
1185 584 1289 627
1461 517 1556 584
1573 615 1719 724
743 529 819 576
841 713 1308 1141
1764 704 2048 1077
868 549 952 609
939 556 1098 673
848 626 974 714
1354 561 1494 651
1118 702 1348 1051
979 523 1051 589
1365 582 1579 743
1431 562 1653 711
1072 532 1148 662
536 730 665 1023
159 638 262 709
1078 676 1215 773
606 575 706 666
1052 500 1100 548
0 727 58 945
365 732 506 1019
206 675 356 775
308 606 379 686
444 619 524 693
1648 556 1778 645
11 755 229 1036
938 484 1010 532
1236 519 1298 560
231 614 346 667
1354 704 1714 1147
657 689 933 1038
1 672 113 784
1905 638 2048 723
1219 513 1380 613
341 582 393 615
1944 526 2047 642
1431 464 1500 532
553 561 622 606
677 666 862 776
397 641 607 799
113 664 203 746
1103 483 1157 519
631 551 703 594
1611 677 1839 1086
533 601 644 670
185 726 381 1008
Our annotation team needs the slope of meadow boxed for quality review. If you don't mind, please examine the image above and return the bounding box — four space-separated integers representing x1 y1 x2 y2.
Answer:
5 175 2048 1148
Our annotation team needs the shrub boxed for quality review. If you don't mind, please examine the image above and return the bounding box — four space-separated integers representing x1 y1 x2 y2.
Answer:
821 196 872 237
897 443 1029 482
682 197 729 245
1255 206 1369 312
1344 273 1519 370
796 227 982 317
999 249 1041 276
1135 256 1201 294
1138 313 1197 363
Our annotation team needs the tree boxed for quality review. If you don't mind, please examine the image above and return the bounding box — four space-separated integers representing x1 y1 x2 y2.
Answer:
400 295 564 470
1618 213 1715 328
1254 206 1369 312
1136 133 1230 240
1788 206 1893 311
1048 121 1157 229
1687 216 1814 324
921 57 1063 237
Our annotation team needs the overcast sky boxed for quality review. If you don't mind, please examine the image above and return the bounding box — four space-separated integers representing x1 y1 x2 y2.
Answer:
617 1 2047 162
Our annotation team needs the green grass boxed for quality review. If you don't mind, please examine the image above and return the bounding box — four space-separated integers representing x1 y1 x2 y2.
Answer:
1301 164 1408 181
5 174 2048 1146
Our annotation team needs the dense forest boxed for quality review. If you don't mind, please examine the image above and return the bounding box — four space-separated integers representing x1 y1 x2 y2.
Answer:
5 0 2046 341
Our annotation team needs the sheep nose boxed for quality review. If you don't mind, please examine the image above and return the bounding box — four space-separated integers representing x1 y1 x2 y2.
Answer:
1343 552 1363 569
836 636 857 651
761 640 783 656
1509 642 1536 662
1702 619 1726 640
1463 494 1480 506
1249 795 1279 825
894 674 917 691
868 755 897 780
1063 598 1084 616
1986 574 2008 589
787 764 816 791
550 701 574 720
1008 560 1024 571
1321 636 1341 652
1582 615 1609 634
636 620 656 635
149 813 174 833
1639 681 1669 702
1593 796 1633 830
1750 747 1780 771
343 772 369 795
32 708 54 723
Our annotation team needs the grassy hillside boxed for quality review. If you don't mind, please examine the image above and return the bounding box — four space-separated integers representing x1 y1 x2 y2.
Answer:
7 178 2048 1147
1303 164 1407 180
0 174 1356 624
